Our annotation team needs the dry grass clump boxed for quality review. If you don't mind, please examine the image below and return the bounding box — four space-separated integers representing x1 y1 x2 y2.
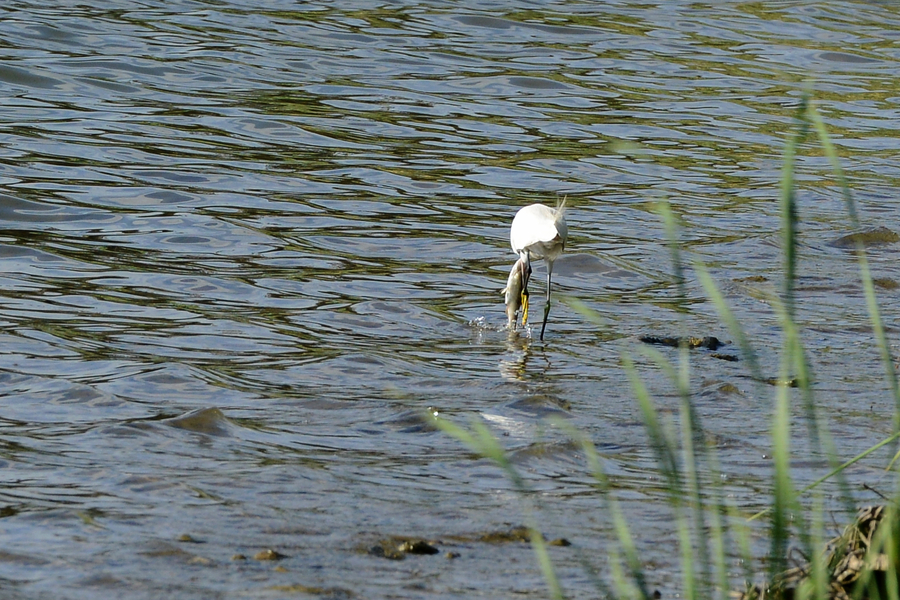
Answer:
736 506 900 600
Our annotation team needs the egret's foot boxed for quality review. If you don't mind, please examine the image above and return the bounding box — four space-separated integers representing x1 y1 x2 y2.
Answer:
521 290 529 326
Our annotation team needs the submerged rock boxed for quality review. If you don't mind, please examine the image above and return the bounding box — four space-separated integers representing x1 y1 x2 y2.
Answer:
366 537 440 560
478 526 533 543
267 584 354 598
397 540 439 555
254 548 287 561
640 335 724 350
829 227 900 249
873 278 900 290
762 377 798 388
162 407 231 436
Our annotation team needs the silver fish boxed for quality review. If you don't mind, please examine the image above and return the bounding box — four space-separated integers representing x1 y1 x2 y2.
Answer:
502 257 530 329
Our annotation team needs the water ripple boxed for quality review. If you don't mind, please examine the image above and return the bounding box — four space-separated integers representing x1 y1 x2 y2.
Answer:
0 1 899 597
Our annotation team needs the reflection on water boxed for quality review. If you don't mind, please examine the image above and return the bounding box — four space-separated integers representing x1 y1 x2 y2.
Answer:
500 327 535 382
0 1 899 597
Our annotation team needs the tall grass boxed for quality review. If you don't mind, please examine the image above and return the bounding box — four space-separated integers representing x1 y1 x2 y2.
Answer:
435 92 899 600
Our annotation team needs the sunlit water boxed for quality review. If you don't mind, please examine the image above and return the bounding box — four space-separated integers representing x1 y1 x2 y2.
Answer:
1 1 900 598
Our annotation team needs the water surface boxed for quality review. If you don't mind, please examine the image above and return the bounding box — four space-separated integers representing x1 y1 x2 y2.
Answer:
1 1 900 598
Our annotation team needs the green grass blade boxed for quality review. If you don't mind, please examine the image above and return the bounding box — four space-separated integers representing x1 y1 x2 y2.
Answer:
770 99 807 578
433 415 565 600
887 504 900 600
529 528 565 600
809 495 828 600
657 199 689 314
806 100 900 430
562 295 609 330
623 351 702 599
701 445 739 600
748 429 900 522
658 198 717 600
727 501 757 588
769 347 795 581
780 93 810 317
555 419 653 600
692 260 764 384
623 351 680 486
805 100 855 221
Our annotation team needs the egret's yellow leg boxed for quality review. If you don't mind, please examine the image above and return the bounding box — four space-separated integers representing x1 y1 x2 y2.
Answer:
521 289 529 326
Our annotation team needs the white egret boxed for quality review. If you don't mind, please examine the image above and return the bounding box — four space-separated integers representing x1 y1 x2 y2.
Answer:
505 197 567 340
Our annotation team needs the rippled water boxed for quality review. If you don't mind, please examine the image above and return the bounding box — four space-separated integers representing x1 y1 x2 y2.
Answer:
2 1 900 598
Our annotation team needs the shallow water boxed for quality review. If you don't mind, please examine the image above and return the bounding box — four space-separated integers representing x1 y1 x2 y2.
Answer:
1 1 900 598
